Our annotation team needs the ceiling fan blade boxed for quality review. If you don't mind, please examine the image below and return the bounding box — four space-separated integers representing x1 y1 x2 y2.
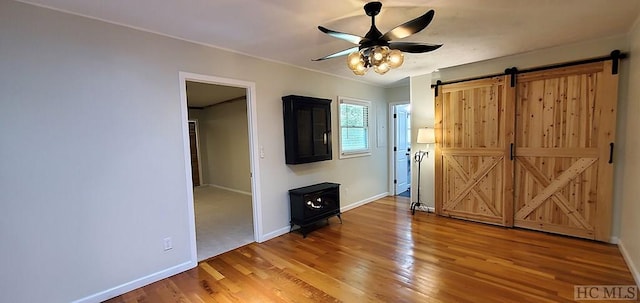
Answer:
389 42 442 53
381 10 435 41
313 46 360 61
318 26 366 45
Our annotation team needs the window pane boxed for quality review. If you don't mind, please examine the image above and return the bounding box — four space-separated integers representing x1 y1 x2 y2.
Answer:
341 128 368 151
339 99 371 156
340 104 368 127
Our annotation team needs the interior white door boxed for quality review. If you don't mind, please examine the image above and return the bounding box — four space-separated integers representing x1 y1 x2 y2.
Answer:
395 105 410 194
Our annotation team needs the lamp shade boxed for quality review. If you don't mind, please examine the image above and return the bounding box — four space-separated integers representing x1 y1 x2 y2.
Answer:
416 127 435 144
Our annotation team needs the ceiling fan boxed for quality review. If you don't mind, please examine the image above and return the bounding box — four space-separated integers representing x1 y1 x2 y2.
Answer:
314 1 442 75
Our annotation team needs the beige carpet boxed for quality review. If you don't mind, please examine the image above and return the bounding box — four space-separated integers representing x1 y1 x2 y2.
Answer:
194 186 254 261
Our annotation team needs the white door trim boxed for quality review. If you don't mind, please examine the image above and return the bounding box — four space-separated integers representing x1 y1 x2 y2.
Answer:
179 72 262 265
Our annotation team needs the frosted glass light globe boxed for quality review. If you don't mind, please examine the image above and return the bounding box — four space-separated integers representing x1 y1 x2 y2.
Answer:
370 46 389 66
374 62 390 74
353 60 367 76
387 49 404 69
347 51 362 70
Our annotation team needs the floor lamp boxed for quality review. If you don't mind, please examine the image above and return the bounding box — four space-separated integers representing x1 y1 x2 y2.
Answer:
411 127 435 215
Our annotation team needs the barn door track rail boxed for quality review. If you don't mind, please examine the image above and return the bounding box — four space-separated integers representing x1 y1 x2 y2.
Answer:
432 50 626 97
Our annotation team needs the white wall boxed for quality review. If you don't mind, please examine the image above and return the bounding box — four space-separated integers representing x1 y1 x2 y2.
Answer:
0 1 388 302
619 16 640 286
385 84 410 103
200 100 251 193
409 75 436 208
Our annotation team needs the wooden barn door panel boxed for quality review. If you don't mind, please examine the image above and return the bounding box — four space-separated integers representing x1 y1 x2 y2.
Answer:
435 76 515 226
513 61 618 241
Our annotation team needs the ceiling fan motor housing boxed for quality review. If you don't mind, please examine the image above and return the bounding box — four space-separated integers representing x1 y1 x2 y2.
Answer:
364 2 382 16
315 1 442 75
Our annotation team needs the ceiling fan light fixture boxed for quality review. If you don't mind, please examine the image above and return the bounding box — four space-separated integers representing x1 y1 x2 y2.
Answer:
370 46 389 65
347 51 368 75
316 2 441 77
387 49 404 69
374 61 390 74
347 51 363 70
353 62 367 75
347 47 403 76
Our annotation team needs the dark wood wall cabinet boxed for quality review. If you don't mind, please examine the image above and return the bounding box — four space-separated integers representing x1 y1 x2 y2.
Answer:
289 182 341 237
282 95 332 164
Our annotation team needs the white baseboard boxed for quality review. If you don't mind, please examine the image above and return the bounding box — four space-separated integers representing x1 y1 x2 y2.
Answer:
259 192 389 242
341 192 389 213
72 260 196 303
207 184 252 196
260 226 291 243
618 239 640 288
610 236 620 244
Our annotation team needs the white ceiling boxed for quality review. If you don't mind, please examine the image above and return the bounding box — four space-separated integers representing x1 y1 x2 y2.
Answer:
18 0 640 87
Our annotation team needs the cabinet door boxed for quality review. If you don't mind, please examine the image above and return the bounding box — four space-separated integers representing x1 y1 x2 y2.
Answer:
283 95 332 164
435 76 515 226
294 102 331 161
311 105 331 157
295 105 314 158
513 61 618 241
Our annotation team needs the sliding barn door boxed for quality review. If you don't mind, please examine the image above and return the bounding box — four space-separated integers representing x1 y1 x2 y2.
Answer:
435 76 515 226
513 61 618 241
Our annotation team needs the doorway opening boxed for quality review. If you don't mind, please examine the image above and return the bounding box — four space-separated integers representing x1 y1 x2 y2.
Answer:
179 72 262 263
390 103 411 197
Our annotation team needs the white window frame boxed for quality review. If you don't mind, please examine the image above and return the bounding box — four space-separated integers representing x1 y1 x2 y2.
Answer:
338 96 372 159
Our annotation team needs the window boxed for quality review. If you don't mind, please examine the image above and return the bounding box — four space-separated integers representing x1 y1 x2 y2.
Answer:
339 97 371 158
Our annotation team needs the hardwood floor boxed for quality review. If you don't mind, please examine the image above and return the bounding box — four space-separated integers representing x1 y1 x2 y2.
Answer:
105 196 635 303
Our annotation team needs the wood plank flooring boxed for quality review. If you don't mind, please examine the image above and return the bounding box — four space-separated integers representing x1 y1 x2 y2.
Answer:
105 196 636 303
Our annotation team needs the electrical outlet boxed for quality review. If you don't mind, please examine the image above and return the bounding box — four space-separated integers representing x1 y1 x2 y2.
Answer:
163 237 173 251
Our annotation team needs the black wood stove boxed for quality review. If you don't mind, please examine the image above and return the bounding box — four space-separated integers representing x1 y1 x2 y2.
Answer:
288 182 341 237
